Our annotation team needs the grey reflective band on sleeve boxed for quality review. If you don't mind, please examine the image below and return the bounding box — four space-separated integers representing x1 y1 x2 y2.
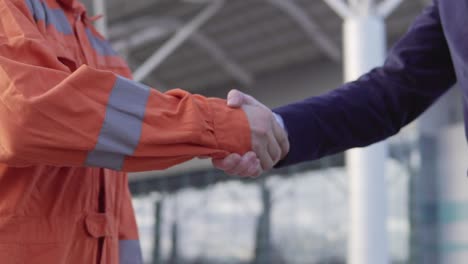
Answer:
25 0 73 35
119 240 143 264
85 76 150 170
85 28 118 56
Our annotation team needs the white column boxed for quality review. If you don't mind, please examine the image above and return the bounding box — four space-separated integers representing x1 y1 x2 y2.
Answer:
344 15 389 264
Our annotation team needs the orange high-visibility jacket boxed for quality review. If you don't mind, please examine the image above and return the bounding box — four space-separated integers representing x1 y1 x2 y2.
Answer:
0 0 251 263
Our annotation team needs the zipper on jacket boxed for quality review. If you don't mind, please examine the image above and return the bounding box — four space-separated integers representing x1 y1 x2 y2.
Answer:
97 173 106 264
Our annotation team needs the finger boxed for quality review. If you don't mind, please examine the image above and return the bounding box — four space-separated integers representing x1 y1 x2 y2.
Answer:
237 152 259 177
255 140 274 171
253 163 263 177
244 158 262 178
227 89 260 107
212 154 240 170
272 120 290 159
227 89 245 107
212 153 241 171
225 152 256 175
228 152 257 176
267 132 282 166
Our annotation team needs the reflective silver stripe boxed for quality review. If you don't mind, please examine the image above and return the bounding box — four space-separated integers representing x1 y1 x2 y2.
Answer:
85 28 118 56
119 240 143 264
25 0 73 34
86 76 150 170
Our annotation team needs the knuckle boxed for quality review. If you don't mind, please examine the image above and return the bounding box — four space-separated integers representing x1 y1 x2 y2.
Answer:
252 142 261 152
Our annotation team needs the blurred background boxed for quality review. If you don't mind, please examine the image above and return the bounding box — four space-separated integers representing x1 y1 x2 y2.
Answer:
81 0 468 263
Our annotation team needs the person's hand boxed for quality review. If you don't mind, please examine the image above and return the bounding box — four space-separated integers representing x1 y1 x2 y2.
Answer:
212 151 262 177
213 90 289 176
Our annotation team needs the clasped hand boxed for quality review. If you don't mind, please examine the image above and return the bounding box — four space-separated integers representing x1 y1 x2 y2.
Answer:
212 90 289 177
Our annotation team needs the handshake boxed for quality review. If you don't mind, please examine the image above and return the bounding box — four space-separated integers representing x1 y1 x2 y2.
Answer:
211 89 289 177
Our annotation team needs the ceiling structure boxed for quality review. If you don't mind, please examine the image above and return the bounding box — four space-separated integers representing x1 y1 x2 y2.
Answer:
81 0 431 93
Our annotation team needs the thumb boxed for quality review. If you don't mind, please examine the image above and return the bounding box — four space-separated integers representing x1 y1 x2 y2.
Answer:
227 89 258 107
227 89 245 108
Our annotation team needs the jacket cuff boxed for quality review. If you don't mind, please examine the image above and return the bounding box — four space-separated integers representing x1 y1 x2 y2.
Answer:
208 98 252 157
272 107 320 168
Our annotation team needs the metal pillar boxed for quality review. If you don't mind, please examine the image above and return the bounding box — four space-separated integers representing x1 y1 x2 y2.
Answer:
93 0 108 37
344 15 388 264
266 0 341 62
322 1 402 263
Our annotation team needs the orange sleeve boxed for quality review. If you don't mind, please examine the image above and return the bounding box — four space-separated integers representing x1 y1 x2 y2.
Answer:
0 0 251 171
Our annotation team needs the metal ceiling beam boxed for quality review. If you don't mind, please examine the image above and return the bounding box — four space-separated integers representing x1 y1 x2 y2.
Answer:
377 0 403 18
110 17 171 43
348 0 360 11
323 0 353 19
119 43 170 91
133 0 224 82
112 21 172 51
360 0 374 15
267 0 341 62
190 33 253 85
113 18 253 86
325 0 402 19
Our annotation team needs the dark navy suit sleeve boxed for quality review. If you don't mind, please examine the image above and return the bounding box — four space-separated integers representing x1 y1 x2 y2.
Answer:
273 2 456 167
